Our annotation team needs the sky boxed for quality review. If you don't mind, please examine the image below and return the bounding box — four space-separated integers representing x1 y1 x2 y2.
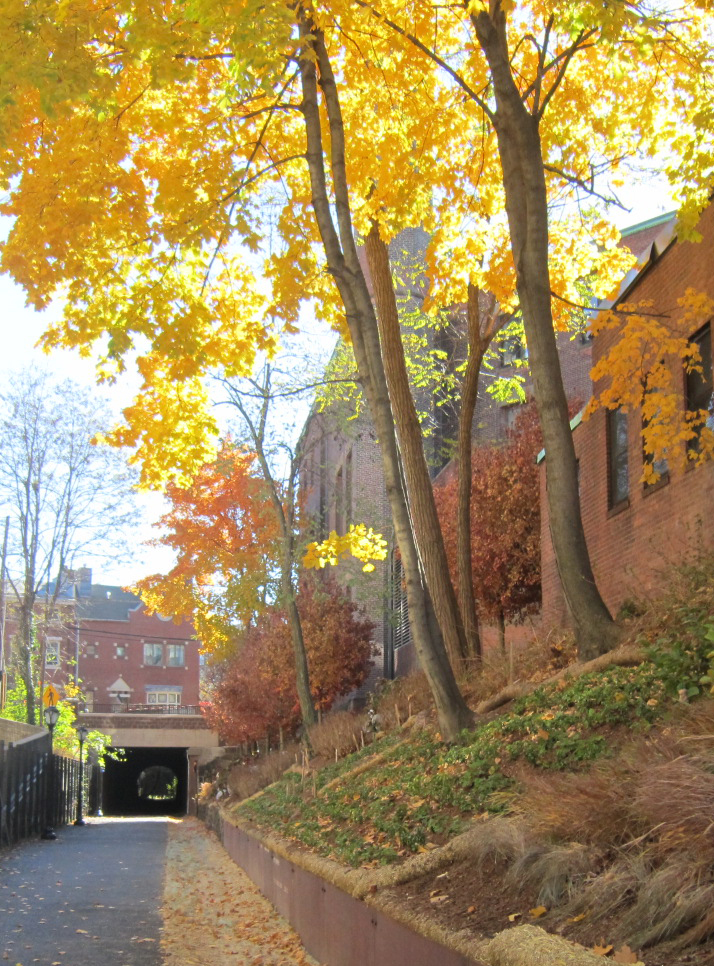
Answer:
0 266 336 590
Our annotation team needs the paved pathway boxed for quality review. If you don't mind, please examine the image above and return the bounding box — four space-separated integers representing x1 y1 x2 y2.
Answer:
0 818 166 966
1 817 317 966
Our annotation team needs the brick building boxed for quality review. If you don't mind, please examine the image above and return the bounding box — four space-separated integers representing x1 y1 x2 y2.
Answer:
18 568 201 710
540 205 714 626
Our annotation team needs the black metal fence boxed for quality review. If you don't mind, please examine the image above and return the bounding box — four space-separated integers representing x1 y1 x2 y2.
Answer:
88 703 203 715
0 731 83 848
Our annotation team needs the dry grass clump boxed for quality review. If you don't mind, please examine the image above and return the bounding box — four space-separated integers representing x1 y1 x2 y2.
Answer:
372 670 436 729
634 754 714 853
508 698 714 950
464 816 530 867
619 855 714 949
227 746 299 800
516 764 640 848
565 854 648 925
308 711 364 759
461 630 577 708
507 841 600 908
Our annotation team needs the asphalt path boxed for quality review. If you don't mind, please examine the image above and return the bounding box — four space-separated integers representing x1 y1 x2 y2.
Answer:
0 817 167 966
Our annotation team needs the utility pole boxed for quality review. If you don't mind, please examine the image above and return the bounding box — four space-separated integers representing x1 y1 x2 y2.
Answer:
0 515 9 711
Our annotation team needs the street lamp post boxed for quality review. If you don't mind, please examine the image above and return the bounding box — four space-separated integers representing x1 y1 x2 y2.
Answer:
74 723 89 826
41 705 60 841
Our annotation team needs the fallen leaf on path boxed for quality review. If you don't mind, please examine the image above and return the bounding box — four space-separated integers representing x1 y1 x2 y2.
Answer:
529 906 547 918
507 913 521 922
613 945 639 963
592 943 614 956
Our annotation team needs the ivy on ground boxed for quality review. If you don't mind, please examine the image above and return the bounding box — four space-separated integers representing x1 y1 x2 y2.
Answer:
238 590 714 868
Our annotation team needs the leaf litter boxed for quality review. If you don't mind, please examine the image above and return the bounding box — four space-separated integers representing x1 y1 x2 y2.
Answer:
162 817 319 966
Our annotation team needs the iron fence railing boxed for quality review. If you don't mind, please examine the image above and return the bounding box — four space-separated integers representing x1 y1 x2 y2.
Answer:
85 703 204 716
0 731 84 849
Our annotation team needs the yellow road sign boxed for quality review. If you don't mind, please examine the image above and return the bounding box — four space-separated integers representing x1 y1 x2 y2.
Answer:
43 684 60 707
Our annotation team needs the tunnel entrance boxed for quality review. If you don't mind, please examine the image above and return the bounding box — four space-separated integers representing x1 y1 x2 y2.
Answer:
103 746 189 816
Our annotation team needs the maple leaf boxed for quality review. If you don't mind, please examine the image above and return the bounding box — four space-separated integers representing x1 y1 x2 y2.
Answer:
592 943 614 956
613 946 640 964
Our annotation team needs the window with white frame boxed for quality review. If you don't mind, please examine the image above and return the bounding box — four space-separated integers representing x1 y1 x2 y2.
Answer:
45 638 61 668
143 642 163 666
166 643 185 667
146 689 181 705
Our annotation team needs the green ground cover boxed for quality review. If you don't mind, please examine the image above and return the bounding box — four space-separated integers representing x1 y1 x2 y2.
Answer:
236 576 714 868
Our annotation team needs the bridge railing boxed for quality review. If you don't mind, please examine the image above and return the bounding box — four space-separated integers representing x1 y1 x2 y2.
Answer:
86 704 205 716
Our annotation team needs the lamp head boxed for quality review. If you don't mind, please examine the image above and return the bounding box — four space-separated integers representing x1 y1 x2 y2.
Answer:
43 705 60 728
75 723 90 743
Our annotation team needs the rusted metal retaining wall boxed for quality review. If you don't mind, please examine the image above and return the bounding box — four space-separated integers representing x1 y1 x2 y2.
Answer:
220 820 477 966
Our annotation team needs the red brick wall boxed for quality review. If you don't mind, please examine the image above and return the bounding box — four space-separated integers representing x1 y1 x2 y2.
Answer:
541 205 714 627
37 603 200 708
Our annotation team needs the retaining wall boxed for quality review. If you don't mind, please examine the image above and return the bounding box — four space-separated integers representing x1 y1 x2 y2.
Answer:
208 809 482 966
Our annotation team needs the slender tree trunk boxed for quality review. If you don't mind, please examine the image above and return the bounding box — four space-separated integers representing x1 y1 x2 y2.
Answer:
298 14 473 738
247 389 317 733
497 608 506 656
18 602 36 724
364 223 468 668
473 8 618 661
455 285 488 661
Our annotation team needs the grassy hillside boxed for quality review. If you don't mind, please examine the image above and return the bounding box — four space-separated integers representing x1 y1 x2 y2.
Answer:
217 558 714 961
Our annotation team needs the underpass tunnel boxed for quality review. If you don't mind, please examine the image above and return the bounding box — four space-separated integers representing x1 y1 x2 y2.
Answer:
102 746 189 816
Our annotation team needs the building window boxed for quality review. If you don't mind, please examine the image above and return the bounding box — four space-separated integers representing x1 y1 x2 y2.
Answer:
501 404 519 433
167 644 185 667
85 643 97 658
143 642 163 666
641 378 669 486
116 644 127 658
607 407 629 507
146 690 181 705
499 335 527 367
45 638 61 668
686 322 713 454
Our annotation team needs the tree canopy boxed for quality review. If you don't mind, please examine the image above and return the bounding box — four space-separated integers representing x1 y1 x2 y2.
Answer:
205 577 374 744
135 440 280 659
435 405 544 641
2 0 713 730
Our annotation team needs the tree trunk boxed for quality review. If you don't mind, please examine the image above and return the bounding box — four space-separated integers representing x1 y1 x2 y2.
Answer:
497 608 506 655
18 603 36 724
364 223 468 669
298 15 474 739
455 284 488 661
473 8 618 661
249 391 317 733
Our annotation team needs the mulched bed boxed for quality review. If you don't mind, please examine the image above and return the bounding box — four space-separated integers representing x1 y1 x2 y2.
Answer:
384 850 714 966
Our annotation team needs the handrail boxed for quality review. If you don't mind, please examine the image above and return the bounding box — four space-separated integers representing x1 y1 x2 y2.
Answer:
83 704 204 716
